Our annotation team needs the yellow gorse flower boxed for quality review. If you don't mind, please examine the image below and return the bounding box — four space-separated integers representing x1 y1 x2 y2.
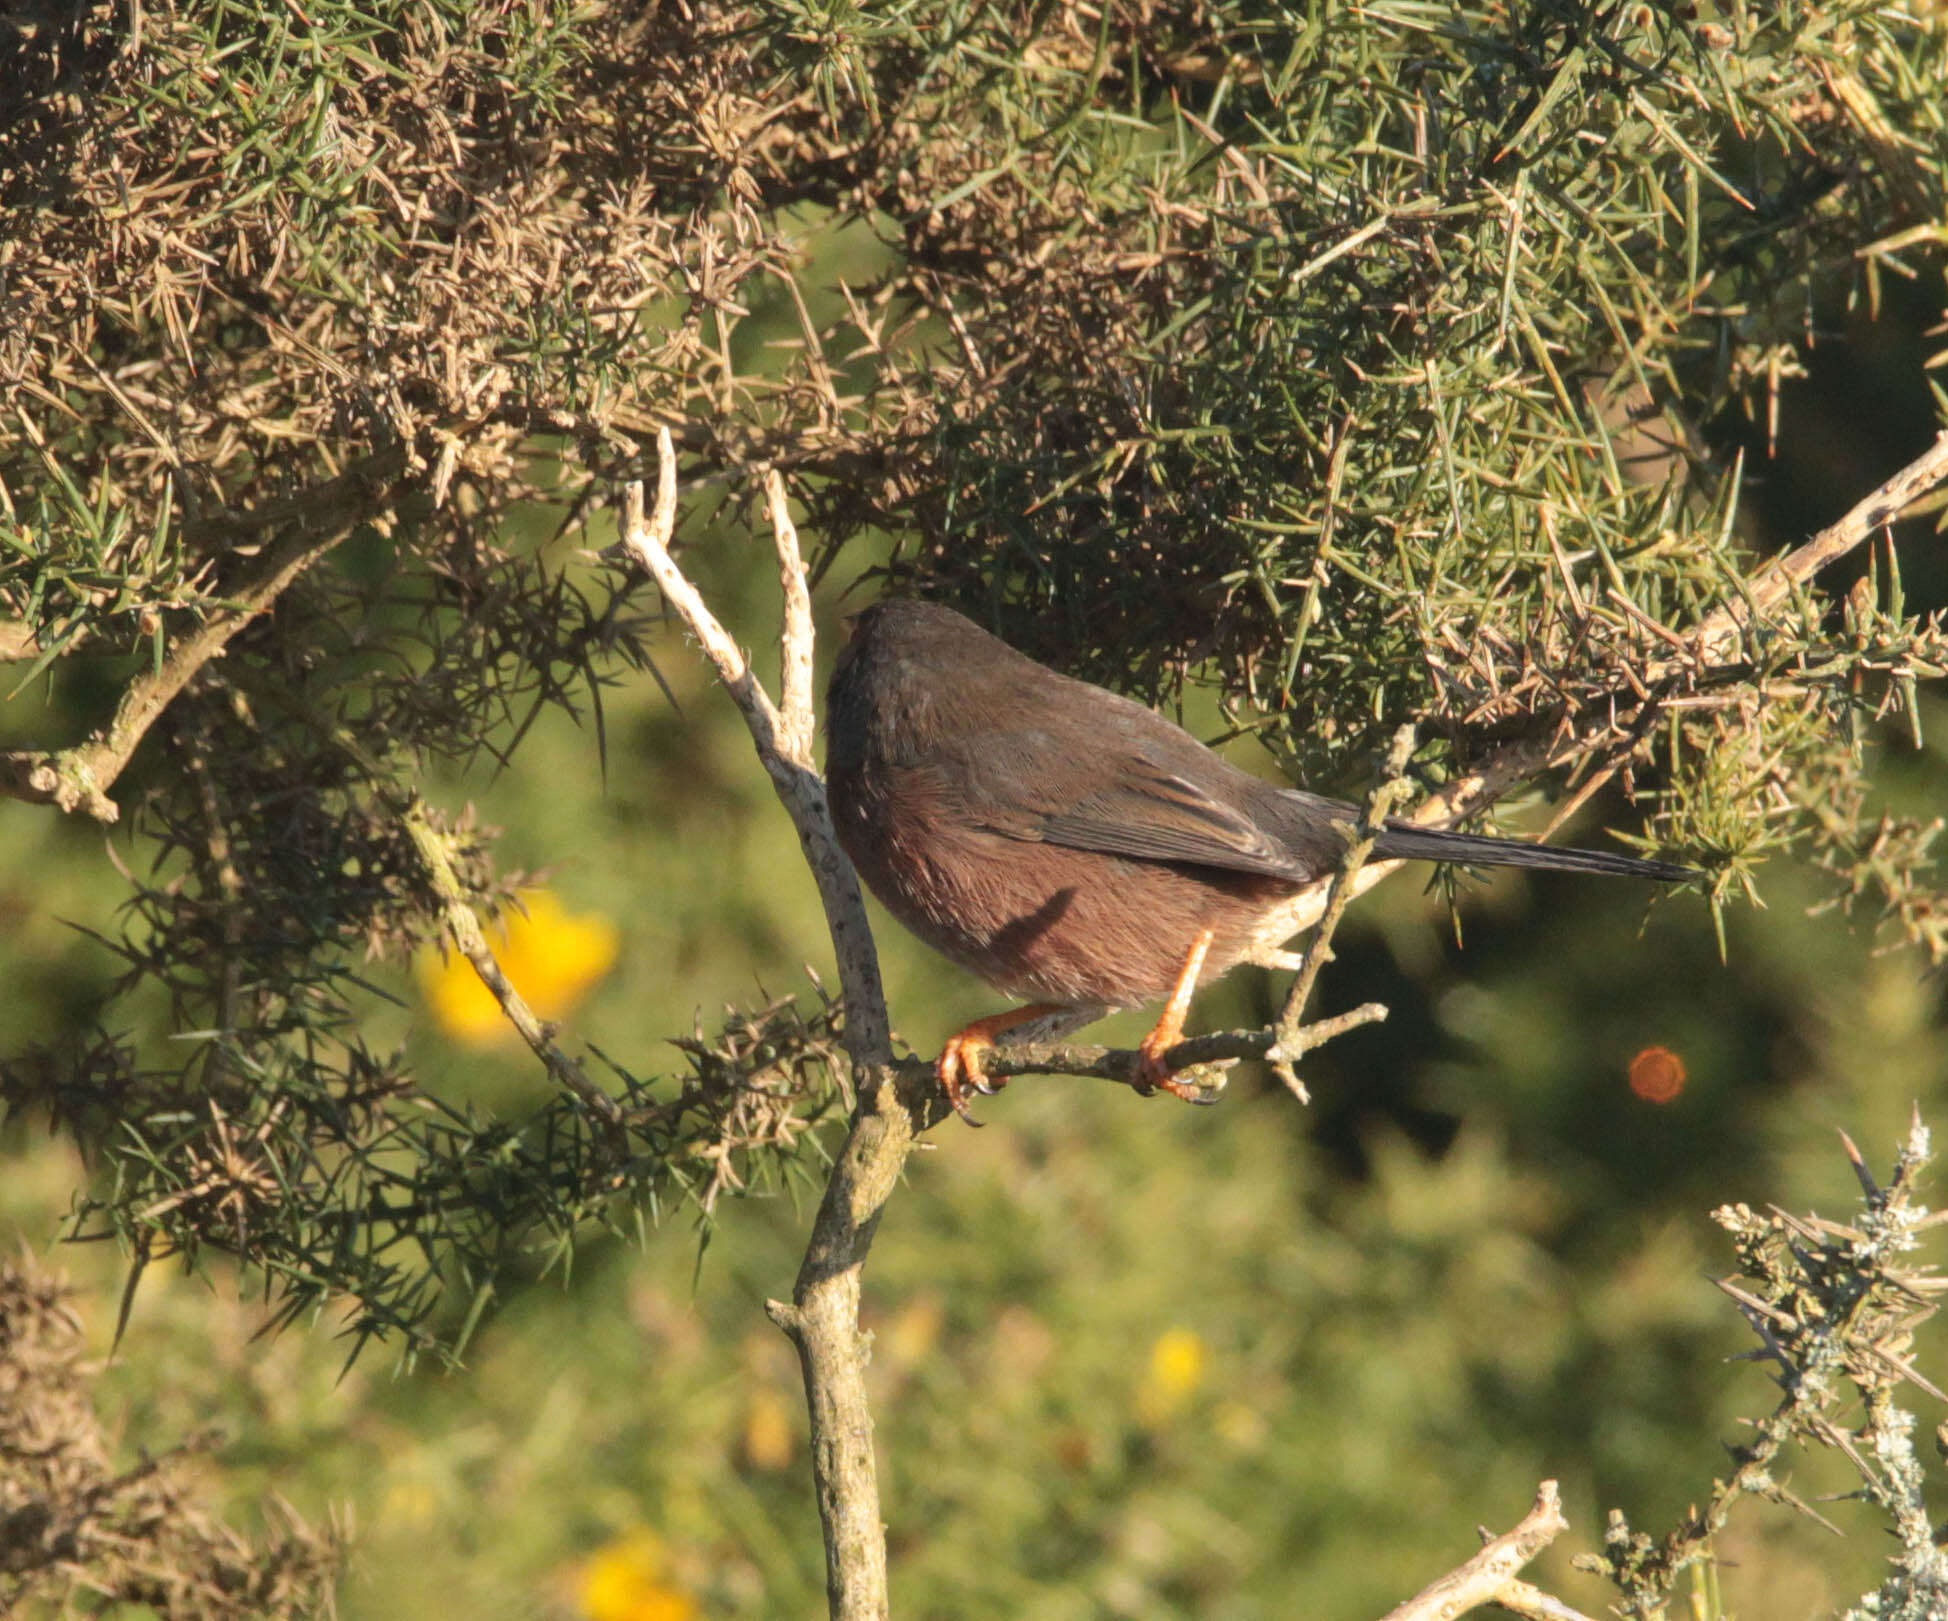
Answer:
577 1529 698 1621
1136 1326 1208 1425
418 889 618 1047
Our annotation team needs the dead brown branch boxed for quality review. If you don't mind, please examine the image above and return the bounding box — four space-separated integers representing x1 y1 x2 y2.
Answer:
1377 1481 1587 1621
0 449 408 821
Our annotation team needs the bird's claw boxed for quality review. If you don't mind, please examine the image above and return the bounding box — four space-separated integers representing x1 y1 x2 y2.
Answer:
938 1036 1006 1125
1173 1063 1231 1104
1133 1048 1229 1105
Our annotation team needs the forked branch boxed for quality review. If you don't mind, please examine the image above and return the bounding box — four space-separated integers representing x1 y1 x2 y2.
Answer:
620 430 901 1621
1379 1481 1590 1621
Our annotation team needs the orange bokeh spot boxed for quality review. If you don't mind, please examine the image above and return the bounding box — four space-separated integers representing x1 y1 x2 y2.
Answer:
1628 1046 1687 1104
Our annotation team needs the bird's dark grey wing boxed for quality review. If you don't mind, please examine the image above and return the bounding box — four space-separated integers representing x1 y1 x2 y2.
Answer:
1034 761 1310 877
947 724 1312 880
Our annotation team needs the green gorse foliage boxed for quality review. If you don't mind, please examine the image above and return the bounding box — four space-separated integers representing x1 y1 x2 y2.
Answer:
1 0 1943 1388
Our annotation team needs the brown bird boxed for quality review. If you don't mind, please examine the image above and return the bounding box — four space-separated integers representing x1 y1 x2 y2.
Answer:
825 600 1690 1119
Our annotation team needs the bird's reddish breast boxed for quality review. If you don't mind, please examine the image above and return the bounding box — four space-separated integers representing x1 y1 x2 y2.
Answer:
829 755 1296 1007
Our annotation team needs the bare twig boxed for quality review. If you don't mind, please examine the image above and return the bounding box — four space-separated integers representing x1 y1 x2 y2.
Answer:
1264 724 1417 1100
401 801 627 1135
620 429 902 1621
767 467 818 764
895 1002 1391 1123
1695 428 1948 658
1378 1481 1580 1621
1488 1579 1598 1621
619 429 888 1059
764 1091 914 1621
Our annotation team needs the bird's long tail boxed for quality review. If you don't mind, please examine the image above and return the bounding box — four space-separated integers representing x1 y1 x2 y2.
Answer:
1372 821 1693 882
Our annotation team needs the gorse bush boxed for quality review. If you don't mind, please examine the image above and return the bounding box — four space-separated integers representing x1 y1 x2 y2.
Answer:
5 0 1944 1342
3 2 1947 1615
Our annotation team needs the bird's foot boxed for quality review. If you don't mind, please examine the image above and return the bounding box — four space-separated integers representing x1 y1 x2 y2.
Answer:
935 1003 1070 1125
1132 1039 1227 1104
1130 929 1219 1104
937 1032 1002 1125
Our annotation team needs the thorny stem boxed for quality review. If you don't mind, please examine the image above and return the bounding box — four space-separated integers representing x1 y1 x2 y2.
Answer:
1237 428 1948 950
263 688 635 1141
1267 724 1417 1100
1590 1118 1946 1620
401 801 627 1137
1424 429 1948 827
0 448 410 821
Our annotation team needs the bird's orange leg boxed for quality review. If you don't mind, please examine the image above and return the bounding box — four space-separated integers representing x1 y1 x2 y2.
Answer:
1134 928 1215 1100
939 1003 1067 1123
